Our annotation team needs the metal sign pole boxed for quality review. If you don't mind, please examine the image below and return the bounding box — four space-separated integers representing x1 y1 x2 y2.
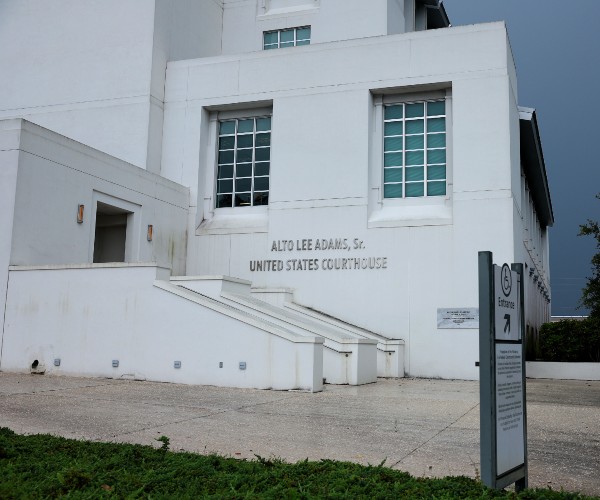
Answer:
512 262 528 492
478 251 496 487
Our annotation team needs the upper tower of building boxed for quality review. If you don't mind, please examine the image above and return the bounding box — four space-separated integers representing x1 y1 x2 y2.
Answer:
221 0 450 55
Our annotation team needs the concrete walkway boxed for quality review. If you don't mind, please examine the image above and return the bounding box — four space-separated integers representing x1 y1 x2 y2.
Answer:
1 373 598 496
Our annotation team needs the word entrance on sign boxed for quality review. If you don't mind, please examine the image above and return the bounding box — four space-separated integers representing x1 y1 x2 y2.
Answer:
497 297 515 309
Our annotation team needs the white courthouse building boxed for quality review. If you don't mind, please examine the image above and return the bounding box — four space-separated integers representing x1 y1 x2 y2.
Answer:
0 0 552 391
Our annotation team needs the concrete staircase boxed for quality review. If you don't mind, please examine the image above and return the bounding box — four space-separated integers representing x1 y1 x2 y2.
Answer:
168 275 404 385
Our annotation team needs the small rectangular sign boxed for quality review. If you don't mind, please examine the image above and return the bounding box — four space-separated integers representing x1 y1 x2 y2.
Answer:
494 264 521 341
495 343 525 475
437 308 479 329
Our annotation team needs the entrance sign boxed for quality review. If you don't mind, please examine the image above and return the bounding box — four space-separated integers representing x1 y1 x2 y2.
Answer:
494 264 520 341
478 251 528 491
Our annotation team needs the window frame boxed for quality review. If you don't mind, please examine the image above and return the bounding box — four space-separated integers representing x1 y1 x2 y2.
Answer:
209 107 273 213
263 26 311 50
215 113 272 210
382 97 448 200
368 88 453 228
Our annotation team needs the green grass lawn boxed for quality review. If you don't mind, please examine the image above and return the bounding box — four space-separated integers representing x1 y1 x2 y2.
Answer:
0 427 595 499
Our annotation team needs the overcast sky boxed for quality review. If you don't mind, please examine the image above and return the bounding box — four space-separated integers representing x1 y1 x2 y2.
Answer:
443 0 600 316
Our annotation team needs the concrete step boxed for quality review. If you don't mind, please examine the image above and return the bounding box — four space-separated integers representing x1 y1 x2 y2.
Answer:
169 276 402 383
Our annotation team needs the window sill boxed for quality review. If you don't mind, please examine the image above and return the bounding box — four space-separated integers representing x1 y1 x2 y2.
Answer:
368 199 452 228
197 207 268 235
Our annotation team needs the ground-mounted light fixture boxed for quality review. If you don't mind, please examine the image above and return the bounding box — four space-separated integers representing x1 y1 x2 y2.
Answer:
77 204 84 223
147 224 153 241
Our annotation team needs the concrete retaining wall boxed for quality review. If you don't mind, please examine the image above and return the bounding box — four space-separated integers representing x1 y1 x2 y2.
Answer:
526 361 600 381
1 264 324 391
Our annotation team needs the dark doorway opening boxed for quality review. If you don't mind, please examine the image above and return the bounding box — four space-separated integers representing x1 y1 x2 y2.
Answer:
93 202 130 263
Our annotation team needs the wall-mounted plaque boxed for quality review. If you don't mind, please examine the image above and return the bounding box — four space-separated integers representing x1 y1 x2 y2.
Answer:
437 308 479 329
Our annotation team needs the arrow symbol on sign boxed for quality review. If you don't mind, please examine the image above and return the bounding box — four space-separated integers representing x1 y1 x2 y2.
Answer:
504 314 511 334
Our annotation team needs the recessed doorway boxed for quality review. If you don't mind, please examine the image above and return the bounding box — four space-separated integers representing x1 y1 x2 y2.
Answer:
93 202 130 263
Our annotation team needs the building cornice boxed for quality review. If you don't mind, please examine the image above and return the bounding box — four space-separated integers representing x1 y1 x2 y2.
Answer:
519 107 554 228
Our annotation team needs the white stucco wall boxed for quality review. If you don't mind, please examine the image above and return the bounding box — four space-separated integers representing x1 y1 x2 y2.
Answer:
221 0 407 56
0 0 223 172
0 121 21 350
0 0 156 168
5 120 189 275
1 264 323 391
160 21 524 379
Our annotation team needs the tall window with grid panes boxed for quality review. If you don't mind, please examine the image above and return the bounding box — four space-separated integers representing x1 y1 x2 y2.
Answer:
216 117 271 208
383 100 446 198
